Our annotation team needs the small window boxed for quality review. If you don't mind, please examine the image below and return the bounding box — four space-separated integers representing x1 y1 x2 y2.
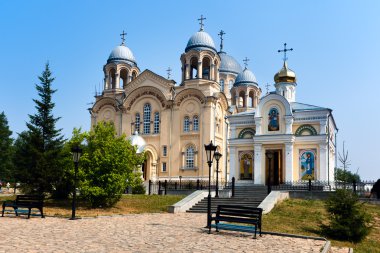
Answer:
162 162 167 172
220 79 224 92
143 103 151 134
135 113 140 133
193 116 199 131
154 112 160 134
163 146 167 156
186 146 195 168
229 80 233 91
184 116 190 132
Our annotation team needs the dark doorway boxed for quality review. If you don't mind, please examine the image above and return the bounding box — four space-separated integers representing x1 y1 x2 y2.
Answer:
265 150 283 186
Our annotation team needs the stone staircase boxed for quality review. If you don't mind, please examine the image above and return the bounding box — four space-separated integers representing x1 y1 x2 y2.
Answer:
186 184 268 213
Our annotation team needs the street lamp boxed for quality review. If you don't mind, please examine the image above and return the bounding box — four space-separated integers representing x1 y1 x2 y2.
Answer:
204 140 217 229
265 151 273 194
213 150 222 198
70 145 82 220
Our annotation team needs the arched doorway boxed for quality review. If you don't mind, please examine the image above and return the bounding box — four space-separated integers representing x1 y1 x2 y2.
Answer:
142 152 152 181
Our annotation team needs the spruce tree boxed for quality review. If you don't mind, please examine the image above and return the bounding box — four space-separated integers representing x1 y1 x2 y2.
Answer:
0 111 13 182
13 63 64 194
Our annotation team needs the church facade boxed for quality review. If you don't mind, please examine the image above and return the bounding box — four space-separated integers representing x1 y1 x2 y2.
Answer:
90 20 337 185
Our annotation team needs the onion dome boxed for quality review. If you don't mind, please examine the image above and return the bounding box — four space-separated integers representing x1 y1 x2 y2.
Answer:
234 68 258 87
274 61 296 83
185 31 217 53
218 52 242 75
127 131 146 154
107 45 137 66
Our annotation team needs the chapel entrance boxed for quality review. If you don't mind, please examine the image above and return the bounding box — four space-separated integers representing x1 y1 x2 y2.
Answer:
265 150 283 186
142 152 152 181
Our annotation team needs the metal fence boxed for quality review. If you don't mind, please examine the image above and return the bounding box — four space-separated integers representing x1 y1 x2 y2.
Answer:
271 180 377 198
147 178 234 195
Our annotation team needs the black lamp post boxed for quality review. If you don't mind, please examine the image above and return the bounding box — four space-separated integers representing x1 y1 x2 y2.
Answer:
204 140 217 229
266 151 273 194
214 150 222 198
70 145 82 220
179 175 182 189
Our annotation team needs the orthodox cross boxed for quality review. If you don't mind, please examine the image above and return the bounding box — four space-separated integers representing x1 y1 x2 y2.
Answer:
243 57 250 68
265 83 270 94
198 15 206 31
166 67 172 79
218 30 226 52
278 43 293 61
120 30 127 45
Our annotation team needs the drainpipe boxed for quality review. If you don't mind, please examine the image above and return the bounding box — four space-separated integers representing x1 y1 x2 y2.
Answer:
224 116 229 181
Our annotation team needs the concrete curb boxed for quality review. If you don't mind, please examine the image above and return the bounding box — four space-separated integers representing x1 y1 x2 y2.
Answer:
258 191 289 214
168 190 215 213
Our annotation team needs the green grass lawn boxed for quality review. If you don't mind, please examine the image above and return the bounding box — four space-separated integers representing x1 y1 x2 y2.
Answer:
263 199 380 253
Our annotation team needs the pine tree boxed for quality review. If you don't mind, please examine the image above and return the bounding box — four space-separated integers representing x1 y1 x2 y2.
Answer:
0 111 13 182
13 63 64 194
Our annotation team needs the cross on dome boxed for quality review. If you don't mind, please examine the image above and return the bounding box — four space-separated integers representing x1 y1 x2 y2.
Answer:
166 67 172 79
198 15 206 31
243 57 250 69
265 83 271 94
278 43 293 62
120 30 127 45
218 30 226 52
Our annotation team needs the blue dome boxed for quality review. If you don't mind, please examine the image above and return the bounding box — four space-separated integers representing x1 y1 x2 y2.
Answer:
234 68 258 87
218 52 242 75
107 45 136 65
185 31 217 53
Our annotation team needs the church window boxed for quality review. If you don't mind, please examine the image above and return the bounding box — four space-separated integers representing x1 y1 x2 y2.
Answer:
184 116 190 132
185 146 195 168
229 80 233 91
110 68 116 89
162 162 167 172
163 146 167 156
143 103 151 134
249 91 254 107
268 108 279 131
135 113 140 133
239 91 245 107
131 71 137 81
193 115 199 131
220 79 224 92
190 57 198 79
154 112 160 134
120 69 128 88
202 57 211 80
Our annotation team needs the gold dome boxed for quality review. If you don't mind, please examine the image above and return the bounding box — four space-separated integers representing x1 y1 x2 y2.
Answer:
274 61 296 83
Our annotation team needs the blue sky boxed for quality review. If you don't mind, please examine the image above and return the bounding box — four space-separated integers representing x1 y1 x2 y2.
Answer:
0 1 379 180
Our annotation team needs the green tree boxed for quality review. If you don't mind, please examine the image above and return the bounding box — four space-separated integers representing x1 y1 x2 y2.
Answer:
13 63 64 195
74 122 144 207
321 189 372 242
0 111 13 182
335 168 360 183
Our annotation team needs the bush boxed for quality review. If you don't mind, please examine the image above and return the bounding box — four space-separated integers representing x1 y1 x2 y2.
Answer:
321 189 372 242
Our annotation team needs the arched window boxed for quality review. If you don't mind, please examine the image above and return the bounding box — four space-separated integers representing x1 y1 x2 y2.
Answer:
229 80 234 91
186 146 195 168
131 71 137 81
193 115 199 131
184 116 190 132
268 108 279 131
202 57 211 80
154 112 160 134
135 113 140 133
249 91 254 107
120 69 128 88
143 103 151 134
239 91 245 107
109 69 116 89
220 79 224 92
190 57 198 79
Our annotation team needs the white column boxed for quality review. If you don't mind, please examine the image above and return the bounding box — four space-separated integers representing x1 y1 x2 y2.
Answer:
210 64 215 80
230 125 236 138
229 147 237 180
319 143 327 181
185 64 190 80
320 120 327 134
104 76 108 90
115 73 120 89
197 61 202 79
285 116 294 134
151 162 157 181
254 117 262 135
254 144 263 184
285 142 294 182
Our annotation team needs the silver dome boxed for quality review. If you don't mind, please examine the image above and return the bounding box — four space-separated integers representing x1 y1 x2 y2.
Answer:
218 52 242 75
127 131 146 154
234 68 258 87
185 31 217 53
107 45 137 65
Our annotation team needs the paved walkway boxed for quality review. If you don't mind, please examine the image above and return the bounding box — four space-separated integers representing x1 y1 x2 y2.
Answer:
0 213 326 252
